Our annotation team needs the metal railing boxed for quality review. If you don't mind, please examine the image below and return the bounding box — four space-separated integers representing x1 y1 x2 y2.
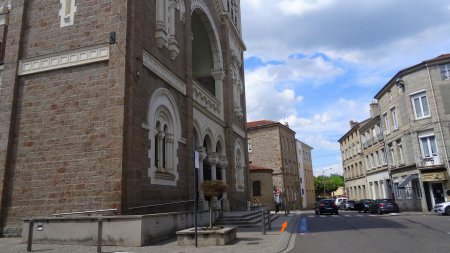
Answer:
416 155 443 167
128 200 194 211
52 208 118 217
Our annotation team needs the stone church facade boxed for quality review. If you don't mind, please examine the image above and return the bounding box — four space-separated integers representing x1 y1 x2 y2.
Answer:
0 0 247 236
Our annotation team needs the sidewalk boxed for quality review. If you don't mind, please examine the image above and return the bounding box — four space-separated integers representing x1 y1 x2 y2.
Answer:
0 211 301 253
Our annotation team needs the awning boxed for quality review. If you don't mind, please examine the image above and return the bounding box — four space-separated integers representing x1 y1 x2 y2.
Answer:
397 174 419 189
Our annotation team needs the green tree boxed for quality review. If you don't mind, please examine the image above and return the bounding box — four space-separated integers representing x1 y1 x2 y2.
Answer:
314 174 344 197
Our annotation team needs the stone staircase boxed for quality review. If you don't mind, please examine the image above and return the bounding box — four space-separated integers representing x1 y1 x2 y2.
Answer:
215 210 280 227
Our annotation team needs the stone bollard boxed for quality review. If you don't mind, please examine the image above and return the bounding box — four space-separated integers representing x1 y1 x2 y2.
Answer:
267 208 272 230
97 218 103 253
27 219 34 252
261 209 266 235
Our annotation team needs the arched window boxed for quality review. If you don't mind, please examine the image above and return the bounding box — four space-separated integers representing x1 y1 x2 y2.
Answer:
253 181 261 196
234 140 245 192
148 89 181 186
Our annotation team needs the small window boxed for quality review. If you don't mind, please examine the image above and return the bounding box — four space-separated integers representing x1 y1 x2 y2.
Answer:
440 63 450 80
419 133 437 158
252 181 261 196
383 112 390 134
394 182 402 199
411 92 430 119
59 0 77 27
391 107 398 130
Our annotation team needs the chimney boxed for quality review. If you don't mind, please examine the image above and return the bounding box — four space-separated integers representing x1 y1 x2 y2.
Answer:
369 101 380 117
349 120 358 128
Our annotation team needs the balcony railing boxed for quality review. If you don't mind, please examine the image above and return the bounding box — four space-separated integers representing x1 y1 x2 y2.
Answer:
193 80 221 116
416 155 443 168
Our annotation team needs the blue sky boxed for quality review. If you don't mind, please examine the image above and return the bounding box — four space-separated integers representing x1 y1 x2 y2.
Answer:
241 0 450 176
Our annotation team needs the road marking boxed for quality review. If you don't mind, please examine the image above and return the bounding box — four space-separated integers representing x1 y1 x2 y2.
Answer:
280 221 288 233
344 215 351 217
298 217 308 233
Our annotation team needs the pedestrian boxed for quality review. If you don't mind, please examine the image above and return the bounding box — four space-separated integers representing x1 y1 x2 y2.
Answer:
274 186 282 213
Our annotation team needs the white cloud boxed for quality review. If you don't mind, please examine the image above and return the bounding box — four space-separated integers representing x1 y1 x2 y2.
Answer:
277 0 336 15
241 0 450 176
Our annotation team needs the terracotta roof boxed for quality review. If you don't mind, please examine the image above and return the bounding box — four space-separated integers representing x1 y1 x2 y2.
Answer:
246 120 278 128
249 164 273 172
428 53 450 61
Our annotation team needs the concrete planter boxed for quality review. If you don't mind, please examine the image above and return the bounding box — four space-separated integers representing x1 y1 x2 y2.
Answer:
176 226 237 246
22 210 219 246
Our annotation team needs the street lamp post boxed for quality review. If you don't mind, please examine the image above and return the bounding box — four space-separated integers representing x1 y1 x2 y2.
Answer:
322 168 333 197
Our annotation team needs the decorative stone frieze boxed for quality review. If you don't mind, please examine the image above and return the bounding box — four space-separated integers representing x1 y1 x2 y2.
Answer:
18 44 109 76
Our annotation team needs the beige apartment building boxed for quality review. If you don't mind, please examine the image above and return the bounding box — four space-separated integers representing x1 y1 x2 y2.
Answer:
360 103 393 200
339 120 370 200
375 54 450 211
247 120 301 210
296 140 315 209
340 54 450 212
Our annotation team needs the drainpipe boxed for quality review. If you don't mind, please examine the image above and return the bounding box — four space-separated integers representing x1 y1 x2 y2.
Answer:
426 63 450 176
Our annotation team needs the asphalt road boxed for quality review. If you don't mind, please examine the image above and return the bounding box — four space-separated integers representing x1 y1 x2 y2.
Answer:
287 210 450 253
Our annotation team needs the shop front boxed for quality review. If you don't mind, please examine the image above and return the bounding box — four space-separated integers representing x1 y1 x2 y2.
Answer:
421 171 449 211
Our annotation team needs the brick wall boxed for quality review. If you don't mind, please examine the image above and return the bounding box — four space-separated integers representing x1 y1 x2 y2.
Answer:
0 0 127 235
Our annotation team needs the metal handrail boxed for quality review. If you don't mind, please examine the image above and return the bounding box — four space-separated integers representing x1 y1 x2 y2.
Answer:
52 208 117 217
129 200 194 211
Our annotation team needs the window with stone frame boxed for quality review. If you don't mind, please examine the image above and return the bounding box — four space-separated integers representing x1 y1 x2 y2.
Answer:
411 91 430 119
394 182 402 199
59 0 77 27
155 0 183 59
226 0 239 28
440 63 450 80
147 88 181 186
153 110 175 175
397 140 404 165
412 179 422 199
235 146 245 191
418 131 438 158
390 107 399 130
252 181 261 196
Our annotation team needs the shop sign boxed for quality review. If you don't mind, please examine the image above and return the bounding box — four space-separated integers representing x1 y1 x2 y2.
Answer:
422 172 448 182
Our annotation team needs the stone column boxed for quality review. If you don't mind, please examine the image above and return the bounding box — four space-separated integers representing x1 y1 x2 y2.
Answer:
207 153 219 180
206 153 219 209
164 134 174 174
219 156 230 211
197 147 207 209
157 131 165 171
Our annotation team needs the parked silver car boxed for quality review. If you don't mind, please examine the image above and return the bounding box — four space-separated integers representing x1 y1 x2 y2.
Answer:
434 201 450 215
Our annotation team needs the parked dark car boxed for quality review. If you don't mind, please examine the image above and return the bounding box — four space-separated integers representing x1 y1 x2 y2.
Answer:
369 199 399 214
315 199 339 215
339 200 356 210
354 199 374 213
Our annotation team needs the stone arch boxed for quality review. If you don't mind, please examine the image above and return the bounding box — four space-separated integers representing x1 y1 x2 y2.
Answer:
191 0 223 70
191 0 225 116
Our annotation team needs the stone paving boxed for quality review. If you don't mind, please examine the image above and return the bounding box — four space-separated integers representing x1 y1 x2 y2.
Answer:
0 212 301 253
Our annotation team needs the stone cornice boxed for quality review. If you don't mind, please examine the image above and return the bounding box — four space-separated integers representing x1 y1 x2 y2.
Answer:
142 50 186 95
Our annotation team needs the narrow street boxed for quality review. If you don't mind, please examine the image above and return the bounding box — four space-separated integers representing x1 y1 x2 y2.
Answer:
288 210 450 253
